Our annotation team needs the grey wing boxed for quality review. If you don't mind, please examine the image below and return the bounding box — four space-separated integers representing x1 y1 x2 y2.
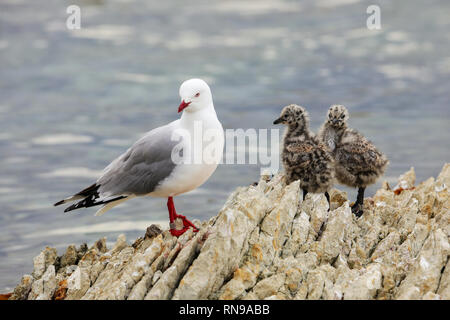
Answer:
285 142 314 168
337 131 385 173
97 123 180 197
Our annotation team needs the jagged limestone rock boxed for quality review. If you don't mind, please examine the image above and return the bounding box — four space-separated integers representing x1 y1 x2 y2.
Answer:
395 229 449 299
394 167 416 190
28 265 57 300
341 263 382 300
10 275 33 300
8 163 450 300
31 247 57 279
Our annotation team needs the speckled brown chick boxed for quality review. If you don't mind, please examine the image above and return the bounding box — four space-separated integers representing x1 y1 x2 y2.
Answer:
274 104 335 208
318 104 389 217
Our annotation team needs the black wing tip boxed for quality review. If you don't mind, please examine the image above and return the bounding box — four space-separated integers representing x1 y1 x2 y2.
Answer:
64 206 75 213
62 195 127 213
55 183 100 209
54 200 65 207
63 200 85 213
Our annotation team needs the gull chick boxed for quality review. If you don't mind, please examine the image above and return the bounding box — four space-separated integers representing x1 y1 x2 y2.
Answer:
274 104 335 207
54 78 224 237
318 104 389 216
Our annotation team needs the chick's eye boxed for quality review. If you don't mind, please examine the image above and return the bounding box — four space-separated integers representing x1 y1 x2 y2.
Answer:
195 92 200 97
340 114 345 119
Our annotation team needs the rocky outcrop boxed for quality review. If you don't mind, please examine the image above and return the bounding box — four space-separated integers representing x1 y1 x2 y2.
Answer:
8 164 450 300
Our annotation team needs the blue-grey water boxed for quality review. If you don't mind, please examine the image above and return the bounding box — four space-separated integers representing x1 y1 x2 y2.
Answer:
0 0 449 292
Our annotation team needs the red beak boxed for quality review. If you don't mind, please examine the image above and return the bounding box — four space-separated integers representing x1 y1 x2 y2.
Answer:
178 100 191 113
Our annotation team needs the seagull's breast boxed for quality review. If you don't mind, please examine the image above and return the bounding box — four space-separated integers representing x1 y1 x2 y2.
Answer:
150 110 224 197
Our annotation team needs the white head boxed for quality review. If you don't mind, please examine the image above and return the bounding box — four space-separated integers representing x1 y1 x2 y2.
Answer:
178 78 213 113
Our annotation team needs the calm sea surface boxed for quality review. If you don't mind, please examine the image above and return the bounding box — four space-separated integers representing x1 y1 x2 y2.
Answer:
1 0 449 291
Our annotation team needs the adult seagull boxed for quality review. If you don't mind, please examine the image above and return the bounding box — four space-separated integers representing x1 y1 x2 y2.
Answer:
54 79 224 237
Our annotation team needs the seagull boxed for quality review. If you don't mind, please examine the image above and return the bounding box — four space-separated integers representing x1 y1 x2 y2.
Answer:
54 78 224 236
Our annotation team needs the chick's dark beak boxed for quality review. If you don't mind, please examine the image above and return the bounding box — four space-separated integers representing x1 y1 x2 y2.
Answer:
273 117 282 125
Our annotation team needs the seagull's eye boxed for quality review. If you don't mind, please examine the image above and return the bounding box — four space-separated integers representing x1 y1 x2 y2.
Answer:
195 92 200 97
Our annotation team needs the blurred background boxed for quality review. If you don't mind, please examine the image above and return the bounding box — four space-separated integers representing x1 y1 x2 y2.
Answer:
1 0 449 291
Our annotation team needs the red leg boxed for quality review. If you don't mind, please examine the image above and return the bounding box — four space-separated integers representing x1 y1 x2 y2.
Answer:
167 197 199 237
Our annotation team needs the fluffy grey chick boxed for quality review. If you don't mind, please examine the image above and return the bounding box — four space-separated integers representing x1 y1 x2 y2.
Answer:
274 104 335 208
318 105 389 216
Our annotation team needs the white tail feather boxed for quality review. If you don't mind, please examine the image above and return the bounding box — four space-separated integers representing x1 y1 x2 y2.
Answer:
58 195 84 205
95 196 132 216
